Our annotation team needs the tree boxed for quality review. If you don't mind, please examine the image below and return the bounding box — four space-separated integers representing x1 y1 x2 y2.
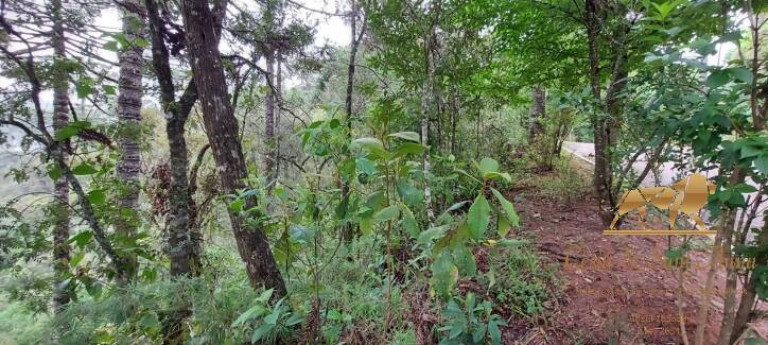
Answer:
341 0 367 242
50 0 71 312
179 0 287 296
115 0 144 283
528 86 545 139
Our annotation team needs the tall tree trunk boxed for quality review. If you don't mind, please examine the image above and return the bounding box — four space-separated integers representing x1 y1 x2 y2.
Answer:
341 0 365 243
421 14 436 223
51 0 71 312
585 0 613 224
585 0 628 224
145 0 204 340
275 55 282 179
265 50 277 188
180 0 287 296
115 0 144 283
528 86 545 139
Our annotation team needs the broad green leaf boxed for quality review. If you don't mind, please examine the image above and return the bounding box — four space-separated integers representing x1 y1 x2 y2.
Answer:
352 137 384 152
54 121 91 141
755 155 768 175
477 157 500 175
430 250 458 298
467 194 490 240
418 224 451 245
491 188 520 227
70 251 85 267
729 67 754 84
68 231 93 247
87 189 106 205
71 163 98 175
741 145 764 158
396 180 424 206
400 204 420 238
453 246 477 276
356 157 377 175
251 324 272 342
387 131 420 142
374 205 399 224
393 142 425 157
706 69 731 88
497 215 510 238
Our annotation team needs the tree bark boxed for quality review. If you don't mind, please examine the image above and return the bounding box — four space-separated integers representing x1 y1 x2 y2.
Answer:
730 218 768 343
341 0 365 243
180 0 287 296
51 0 71 312
585 0 613 224
145 0 206 341
115 0 145 283
421 11 437 223
529 86 545 139
145 0 203 281
265 49 277 188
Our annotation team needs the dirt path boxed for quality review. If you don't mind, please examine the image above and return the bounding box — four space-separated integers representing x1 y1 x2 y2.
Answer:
513 191 728 344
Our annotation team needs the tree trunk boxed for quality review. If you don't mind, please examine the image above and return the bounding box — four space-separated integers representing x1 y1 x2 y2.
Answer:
529 86 545 139
730 218 768 343
51 0 71 312
180 0 287 296
145 0 202 280
265 50 277 188
585 0 613 224
421 16 436 223
145 0 204 340
341 0 364 243
115 0 144 283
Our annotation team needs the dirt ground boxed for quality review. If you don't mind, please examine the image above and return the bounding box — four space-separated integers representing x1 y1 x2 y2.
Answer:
504 186 768 345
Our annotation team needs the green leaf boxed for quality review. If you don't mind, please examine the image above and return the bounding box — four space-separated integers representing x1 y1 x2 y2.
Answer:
54 121 91 141
251 324 272 342
257 289 274 303
400 204 420 238
396 180 424 206
430 250 458 298
729 67 754 84
68 231 93 247
755 155 768 175
355 157 377 175
497 215 510 238
373 205 399 224
393 142 425 157
742 145 764 158
48 166 63 180
229 198 245 212
352 137 385 152
70 251 85 267
387 131 420 142
102 85 116 95
467 194 490 240
135 38 150 49
477 157 500 175
102 41 119 52
418 224 450 245
491 188 520 227
71 163 98 175
87 189 106 205
75 78 95 98
706 69 731 89
453 246 477 276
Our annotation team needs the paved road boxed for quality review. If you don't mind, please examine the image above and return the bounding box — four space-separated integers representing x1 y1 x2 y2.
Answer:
562 141 767 233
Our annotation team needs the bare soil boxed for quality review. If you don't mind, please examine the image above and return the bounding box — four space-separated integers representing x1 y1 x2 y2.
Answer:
504 188 768 345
